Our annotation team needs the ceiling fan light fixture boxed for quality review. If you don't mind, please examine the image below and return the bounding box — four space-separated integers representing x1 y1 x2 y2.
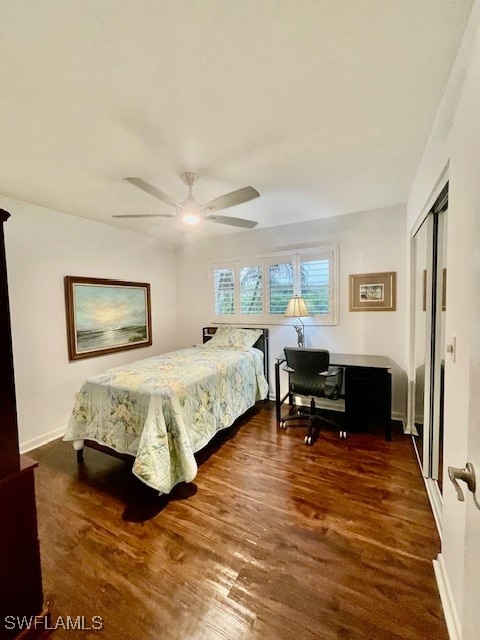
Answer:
122 172 260 228
182 210 201 225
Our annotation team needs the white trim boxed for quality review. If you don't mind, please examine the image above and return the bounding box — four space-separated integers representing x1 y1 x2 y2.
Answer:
20 425 66 454
392 411 407 431
425 477 443 540
406 379 416 434
411 436 443 539
412 434 421 466
411 163 449 237
433 553 461 640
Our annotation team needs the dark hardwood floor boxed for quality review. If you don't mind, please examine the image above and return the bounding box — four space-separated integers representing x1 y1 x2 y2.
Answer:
29 403 447 640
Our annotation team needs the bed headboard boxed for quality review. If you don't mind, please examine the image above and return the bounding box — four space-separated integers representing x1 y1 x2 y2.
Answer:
202 326 269 384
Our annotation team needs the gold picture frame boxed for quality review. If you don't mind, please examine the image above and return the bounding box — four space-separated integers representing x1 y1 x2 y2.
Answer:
64 276 152 360
349 272 396 312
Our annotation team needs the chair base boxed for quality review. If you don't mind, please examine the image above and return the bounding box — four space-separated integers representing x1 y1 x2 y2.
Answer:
279 400 347 445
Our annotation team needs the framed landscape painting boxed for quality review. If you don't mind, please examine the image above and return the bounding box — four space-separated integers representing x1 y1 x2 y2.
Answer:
64 276 152 360
349 272 396 312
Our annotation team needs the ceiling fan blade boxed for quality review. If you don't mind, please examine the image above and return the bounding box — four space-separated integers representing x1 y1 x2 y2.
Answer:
202 186 260 212
112 213 176 219
124 177 183 210
206 215 258 229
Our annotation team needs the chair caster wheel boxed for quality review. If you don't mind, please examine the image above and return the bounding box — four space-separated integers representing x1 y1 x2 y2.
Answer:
279 421 286 430
304 435 313 445
339 430 348 439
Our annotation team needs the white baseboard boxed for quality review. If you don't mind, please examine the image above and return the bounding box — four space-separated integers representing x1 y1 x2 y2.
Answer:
425 478 443 541
411 436 444 540
392 411 407 431
412 434 422 468
433 553 461 640
20 426 66 454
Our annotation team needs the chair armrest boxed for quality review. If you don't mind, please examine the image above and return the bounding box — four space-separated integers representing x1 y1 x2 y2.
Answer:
285 366 342 377
319 367 342 378
328 367 343 376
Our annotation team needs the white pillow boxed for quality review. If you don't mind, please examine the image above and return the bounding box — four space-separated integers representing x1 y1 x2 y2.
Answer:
203 327 262 350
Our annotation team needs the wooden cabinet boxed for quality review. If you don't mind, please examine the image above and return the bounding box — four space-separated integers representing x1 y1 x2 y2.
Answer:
344 365 392 440
0 459 46 639
0 210 48 640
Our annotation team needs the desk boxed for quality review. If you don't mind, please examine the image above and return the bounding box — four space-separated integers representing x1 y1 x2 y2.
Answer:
274 352 392 441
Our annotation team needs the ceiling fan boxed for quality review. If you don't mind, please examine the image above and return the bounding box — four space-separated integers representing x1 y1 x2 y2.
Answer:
114 172 260 228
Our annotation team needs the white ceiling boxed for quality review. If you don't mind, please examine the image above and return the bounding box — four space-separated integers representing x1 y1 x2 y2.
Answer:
0 1 474 244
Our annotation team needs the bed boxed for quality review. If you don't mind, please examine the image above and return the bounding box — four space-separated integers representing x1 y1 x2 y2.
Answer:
63 327 269 493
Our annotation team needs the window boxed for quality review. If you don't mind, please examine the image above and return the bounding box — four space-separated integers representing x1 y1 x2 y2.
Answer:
300 255 331 315
239 265 263 315
266 257 294 315
213 264 235 321
211 247 337 325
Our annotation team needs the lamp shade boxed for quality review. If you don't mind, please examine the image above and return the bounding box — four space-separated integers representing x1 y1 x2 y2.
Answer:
284 296 309 318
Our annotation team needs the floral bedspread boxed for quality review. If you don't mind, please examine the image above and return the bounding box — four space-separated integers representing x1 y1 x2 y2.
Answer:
63 346 268 493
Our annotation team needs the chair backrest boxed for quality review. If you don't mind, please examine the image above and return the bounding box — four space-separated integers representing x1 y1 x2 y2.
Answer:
284 347 330 376
283 347 342 399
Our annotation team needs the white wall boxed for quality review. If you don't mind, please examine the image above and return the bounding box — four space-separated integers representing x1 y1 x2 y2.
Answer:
1 195 177 451
406 2 480 636
175 205 407 418
1 194 407 443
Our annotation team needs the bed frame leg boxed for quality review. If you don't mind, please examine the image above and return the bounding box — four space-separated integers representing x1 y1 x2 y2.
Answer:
73 439 85 463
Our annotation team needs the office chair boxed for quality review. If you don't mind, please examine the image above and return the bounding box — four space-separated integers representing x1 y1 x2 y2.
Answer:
280 348 345 445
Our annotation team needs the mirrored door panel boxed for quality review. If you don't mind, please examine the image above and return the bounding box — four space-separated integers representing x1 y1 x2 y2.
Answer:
431 208 447 493
412 184 448 505
413 218 430 468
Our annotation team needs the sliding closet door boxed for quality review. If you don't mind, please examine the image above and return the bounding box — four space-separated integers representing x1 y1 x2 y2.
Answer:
412 186 448 513
413 218 431 470
430 207 447 492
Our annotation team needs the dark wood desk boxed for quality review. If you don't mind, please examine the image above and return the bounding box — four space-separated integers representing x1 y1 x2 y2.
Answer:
274 352 392 440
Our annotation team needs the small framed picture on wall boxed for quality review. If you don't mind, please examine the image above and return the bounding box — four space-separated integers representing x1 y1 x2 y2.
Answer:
349 271 396 311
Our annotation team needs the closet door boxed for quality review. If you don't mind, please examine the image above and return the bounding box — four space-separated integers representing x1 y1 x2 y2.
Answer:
412 186 448 520
413 216 431 471
430 207 447 492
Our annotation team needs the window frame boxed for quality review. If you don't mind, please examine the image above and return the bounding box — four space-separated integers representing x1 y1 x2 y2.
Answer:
211 262 236 323
210 246 338 326
265 254 295 317
237 259 265 321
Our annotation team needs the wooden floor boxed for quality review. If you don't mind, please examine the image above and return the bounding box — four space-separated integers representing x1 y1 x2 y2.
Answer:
29 403 447 640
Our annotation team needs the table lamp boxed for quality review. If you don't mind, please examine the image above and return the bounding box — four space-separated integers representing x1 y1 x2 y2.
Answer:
284 295 309 347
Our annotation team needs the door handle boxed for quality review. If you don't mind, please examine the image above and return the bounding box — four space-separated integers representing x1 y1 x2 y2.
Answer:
448 462 476 501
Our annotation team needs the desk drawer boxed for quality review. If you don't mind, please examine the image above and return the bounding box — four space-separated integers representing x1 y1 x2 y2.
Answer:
344 366 392 439
345 367 388 392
